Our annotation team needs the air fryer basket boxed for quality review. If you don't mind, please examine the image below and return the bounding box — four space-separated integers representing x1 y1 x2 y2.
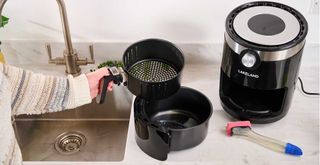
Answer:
123 39 184 100
96 39 184 104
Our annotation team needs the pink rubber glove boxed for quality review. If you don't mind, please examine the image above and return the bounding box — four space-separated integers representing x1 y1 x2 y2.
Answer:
86 68 113 99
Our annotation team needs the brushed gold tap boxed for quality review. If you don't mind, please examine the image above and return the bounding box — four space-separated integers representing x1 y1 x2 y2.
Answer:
0 0 95 76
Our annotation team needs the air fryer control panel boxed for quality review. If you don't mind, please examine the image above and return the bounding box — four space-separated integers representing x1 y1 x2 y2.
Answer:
221 43 303 90
240 50 261 69
241 52 256 68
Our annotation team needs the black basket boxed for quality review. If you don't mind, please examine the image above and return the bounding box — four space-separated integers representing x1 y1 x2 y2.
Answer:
123 39 184 100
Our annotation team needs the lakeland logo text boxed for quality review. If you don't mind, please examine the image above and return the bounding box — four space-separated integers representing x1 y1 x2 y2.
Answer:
238 69 259 78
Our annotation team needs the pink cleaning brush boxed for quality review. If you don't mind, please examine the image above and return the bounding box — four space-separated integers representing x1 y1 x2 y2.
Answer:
226 121 302 156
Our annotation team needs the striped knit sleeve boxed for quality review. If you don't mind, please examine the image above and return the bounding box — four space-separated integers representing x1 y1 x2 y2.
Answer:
3 64 92 115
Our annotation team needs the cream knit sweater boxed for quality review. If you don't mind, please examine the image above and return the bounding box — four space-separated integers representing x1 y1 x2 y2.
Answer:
0 64 92 165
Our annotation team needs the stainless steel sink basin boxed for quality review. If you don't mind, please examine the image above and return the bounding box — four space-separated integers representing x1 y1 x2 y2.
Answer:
12 87 132 161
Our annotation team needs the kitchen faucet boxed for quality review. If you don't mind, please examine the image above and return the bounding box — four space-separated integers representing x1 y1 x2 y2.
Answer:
0 0 95 75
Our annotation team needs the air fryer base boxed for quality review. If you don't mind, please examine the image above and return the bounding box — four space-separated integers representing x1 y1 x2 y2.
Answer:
134 87 212 160
219 70 295 124
220 99 288 124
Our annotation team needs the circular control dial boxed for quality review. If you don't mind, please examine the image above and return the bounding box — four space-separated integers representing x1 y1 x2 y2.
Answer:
240 50 260 69
241 52 257 68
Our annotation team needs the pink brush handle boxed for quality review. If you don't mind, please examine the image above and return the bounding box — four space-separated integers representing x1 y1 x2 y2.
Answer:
226 121 252 136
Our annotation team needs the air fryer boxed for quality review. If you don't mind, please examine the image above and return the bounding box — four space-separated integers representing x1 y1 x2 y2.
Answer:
220 1 308 123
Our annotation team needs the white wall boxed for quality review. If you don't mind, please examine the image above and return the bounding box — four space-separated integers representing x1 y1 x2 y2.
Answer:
0 0 319 44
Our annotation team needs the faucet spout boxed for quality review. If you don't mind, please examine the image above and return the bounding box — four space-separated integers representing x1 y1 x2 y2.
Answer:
1 0 73 54
0 0 95 76
55 0 81 75
56 0 74 55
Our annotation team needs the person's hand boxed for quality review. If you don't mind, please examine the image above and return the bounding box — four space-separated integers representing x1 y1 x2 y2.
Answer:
86 68 113 99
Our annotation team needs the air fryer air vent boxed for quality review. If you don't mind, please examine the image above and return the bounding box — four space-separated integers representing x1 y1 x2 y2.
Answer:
226 1 307 48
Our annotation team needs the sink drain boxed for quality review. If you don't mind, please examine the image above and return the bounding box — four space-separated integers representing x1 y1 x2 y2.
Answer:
55 131 86 155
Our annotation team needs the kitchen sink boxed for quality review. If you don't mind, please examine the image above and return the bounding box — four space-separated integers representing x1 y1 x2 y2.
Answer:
12 87 132 161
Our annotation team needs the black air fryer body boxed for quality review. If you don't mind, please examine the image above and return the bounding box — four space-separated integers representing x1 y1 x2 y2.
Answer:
220 1 308 123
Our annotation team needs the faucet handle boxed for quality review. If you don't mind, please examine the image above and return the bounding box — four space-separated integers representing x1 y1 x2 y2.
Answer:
87 44 95 64
76 44 95 65
46 43 65 65
46 43 54 63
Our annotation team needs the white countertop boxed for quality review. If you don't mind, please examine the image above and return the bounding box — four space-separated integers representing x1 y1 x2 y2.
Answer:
4 43 318 165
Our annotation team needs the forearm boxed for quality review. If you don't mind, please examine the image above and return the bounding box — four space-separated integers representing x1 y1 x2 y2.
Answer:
3 64 92 115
